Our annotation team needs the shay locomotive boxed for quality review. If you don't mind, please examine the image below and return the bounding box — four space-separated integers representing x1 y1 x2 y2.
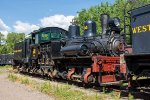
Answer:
13 14 126 86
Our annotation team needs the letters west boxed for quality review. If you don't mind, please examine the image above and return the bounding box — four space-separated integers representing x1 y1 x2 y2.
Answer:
132 24 150 34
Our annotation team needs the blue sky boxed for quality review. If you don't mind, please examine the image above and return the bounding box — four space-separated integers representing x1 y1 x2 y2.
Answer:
0 0 114 35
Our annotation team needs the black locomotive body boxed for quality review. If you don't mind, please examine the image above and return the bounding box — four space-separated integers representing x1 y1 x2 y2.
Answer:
61 15 124 57
0 54 13 66
50 14 126 85
13 14 126 86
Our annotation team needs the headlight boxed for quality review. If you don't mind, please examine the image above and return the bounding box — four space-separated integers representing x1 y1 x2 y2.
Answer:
113 18 120 27
108 17 120 27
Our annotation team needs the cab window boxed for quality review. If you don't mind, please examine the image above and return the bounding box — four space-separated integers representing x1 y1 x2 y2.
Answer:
41 32 49 41
51 32 60 39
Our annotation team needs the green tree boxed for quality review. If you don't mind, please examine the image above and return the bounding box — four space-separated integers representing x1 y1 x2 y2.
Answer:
75 0 150 35
0 45 8 54
0 32 7 54
6 32 25 53
0 32 5 45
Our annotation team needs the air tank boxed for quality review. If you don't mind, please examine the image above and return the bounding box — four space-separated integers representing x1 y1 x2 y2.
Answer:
68 24 80 38
83 21 97 37
61 44 88 56
100 14 110 35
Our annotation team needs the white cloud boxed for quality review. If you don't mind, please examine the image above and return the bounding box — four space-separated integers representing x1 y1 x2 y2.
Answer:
0 14 74 37
0 18 10 31
40 15 74 30
13 21 40 34
12 14 74 35
0 18 10 37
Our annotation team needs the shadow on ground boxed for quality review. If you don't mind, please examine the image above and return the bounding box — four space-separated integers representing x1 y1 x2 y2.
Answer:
120 89 150 100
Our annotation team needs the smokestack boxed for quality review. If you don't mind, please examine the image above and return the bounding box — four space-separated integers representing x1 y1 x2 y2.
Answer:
100 14 110 35
68 19 80 38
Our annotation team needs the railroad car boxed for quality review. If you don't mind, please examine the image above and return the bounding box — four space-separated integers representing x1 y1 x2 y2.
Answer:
0 54 13 66
125 4 150 88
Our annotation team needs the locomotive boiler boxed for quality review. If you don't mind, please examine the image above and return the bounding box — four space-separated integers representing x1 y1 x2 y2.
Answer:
61 14 124 57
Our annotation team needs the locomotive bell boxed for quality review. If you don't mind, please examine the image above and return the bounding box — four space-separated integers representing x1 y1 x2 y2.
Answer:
83 21 97 37
100 14 110 35
68 24 80 38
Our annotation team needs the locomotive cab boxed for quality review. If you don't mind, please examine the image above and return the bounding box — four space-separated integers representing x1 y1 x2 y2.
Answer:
31 27 68 58
29 27 69 75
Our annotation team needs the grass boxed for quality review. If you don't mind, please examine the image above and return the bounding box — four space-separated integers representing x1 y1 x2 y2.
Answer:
0 65 12 69
7 73 120 100
8 74 17 82
0 65 12 74
21 77 30 85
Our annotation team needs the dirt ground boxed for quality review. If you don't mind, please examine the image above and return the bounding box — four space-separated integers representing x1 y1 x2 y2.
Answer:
0 72 54 100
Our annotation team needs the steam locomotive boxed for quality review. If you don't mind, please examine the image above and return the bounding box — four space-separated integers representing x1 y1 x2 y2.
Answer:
13 14 126 86
54 14 126 85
